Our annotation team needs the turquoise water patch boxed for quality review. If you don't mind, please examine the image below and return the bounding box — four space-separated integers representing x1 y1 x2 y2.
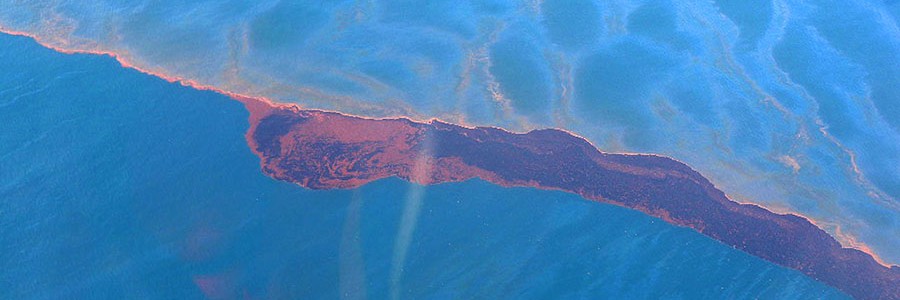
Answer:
250 1 331 50
378 0 477 37
714 0 773 49
626 0 693 51
489 35 552 120
574 38 679 129
540 0 603 49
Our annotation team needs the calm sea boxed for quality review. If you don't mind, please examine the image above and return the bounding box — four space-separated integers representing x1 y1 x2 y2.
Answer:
0 33 847 299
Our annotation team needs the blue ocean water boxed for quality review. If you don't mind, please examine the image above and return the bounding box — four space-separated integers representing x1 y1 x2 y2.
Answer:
0 33 849 299
1 0 896 264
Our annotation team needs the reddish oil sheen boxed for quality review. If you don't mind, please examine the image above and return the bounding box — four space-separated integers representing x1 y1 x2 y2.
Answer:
3 28 896 299
243 98 899 300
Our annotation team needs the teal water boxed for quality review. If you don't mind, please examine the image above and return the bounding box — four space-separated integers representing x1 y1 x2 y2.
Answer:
0 33 849 299
1 1 896 263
